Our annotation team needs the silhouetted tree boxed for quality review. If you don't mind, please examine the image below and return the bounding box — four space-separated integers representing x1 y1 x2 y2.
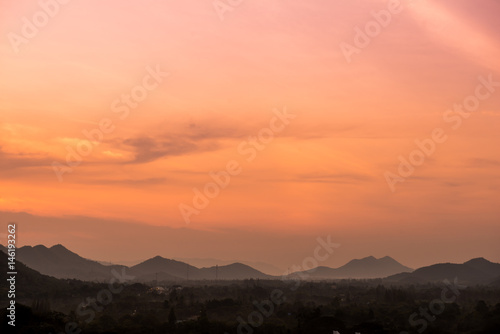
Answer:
168 307 177 327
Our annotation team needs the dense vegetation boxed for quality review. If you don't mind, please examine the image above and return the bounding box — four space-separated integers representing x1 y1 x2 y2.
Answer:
2 278 500 333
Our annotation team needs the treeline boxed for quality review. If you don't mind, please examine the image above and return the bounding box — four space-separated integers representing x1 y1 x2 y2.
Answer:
2 279 500 333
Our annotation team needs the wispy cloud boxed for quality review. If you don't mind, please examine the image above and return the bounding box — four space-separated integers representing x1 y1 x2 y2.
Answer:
0 146 53 170
121 136 203 164
466 158 500 168
77 177 168 186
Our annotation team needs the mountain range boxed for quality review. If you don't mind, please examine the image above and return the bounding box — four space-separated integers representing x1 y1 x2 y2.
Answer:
0 244 272 282
175 257 283 276
0 247 74 304
0 244 126 281
294 255 413 279
385 257 500 286
1 244 499 286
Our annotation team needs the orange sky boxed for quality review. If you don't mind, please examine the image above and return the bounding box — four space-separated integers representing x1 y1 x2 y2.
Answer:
1 0 499 270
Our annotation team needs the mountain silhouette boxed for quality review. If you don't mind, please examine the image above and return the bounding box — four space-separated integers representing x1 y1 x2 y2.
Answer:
12 244 126 281
464 257 500 276
130 256 201 280
176 257 283 275
386 258 500 285
0 248 67 299
131 256 272 280
4 244 499 285
2 244 274 282
199 263 271 280
295 256 413 279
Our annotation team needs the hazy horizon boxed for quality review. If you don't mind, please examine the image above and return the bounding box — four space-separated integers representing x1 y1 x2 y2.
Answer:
1 210 499 271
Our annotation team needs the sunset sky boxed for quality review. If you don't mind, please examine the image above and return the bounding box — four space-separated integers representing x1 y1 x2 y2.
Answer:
1 0 499 270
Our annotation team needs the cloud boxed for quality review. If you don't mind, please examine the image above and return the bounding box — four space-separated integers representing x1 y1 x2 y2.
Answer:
115 116 276 164
78 177 168 186
296 172 373 184
466 158 500 168
263 172 373 184
102 150 124 158
0 146 53 171
120 135 214 164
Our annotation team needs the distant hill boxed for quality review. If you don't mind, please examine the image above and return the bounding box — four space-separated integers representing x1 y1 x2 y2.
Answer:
12 244 126 281
0 249 68 302
295 256 413 279
199 263 271 280
335 256 413 278
464 258 500 277
1 244 274 282
385 257 500 285
130 256 201 281
5 244 499 285
490 276 500 288
130 256 273 281
176 257 283 276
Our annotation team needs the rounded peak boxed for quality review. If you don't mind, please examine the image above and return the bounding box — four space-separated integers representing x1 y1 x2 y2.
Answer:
147 255 181 263
227 262 246 267
224 263 254 270
465 257 490 264
50 244 68 250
